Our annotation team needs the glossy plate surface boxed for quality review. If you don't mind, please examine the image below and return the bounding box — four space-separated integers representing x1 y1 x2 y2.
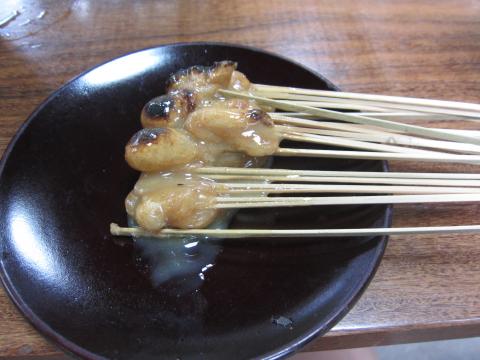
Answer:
0 43 391 359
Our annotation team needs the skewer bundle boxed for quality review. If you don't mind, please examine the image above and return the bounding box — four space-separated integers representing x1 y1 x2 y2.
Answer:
112 166 480 239
111 64 480 240
218 87 480 164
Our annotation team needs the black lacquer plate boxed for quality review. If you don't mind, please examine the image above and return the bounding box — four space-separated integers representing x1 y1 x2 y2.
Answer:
0 43 391 359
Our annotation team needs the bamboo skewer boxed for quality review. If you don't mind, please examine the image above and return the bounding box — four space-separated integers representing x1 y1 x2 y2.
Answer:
272 112 332 119
271 112 467 121
277 126 480 154
274 119 450 155
274 115 480 155
219 90 480 146
438 129 480 137
262 95 480 119
217 184 480 195
273 113 471 156
194 166 480 179
209 174 480 187
271 114 390 134
274 100 390 112
214 193 480 209
272 114 480 157
349 113 465 120
253 84 480 113
215 195 470 202
281 132 446 155
275 148 480 164
271 114 480 138
110 223 480 239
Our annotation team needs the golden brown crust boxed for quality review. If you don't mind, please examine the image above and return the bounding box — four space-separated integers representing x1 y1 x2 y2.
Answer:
209 61 238 86
165 60 237 93
185 103 280 157
125 128 198 172
141 90 197 128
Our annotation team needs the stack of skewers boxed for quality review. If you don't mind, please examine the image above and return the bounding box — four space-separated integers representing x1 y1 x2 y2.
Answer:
111 62 480 240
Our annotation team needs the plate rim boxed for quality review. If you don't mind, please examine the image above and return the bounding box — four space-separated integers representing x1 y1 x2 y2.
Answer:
0 42 392 360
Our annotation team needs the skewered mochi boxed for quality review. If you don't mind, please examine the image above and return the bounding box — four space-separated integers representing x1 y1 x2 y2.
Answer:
125 61 274 230
125 172 219 232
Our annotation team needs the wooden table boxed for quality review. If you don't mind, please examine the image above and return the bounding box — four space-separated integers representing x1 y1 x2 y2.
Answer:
1 0 480 357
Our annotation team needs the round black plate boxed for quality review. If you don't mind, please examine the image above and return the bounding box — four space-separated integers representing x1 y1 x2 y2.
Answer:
0 43 391 359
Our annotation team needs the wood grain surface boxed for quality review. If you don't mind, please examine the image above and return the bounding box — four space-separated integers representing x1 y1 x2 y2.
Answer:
1 0 480 357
